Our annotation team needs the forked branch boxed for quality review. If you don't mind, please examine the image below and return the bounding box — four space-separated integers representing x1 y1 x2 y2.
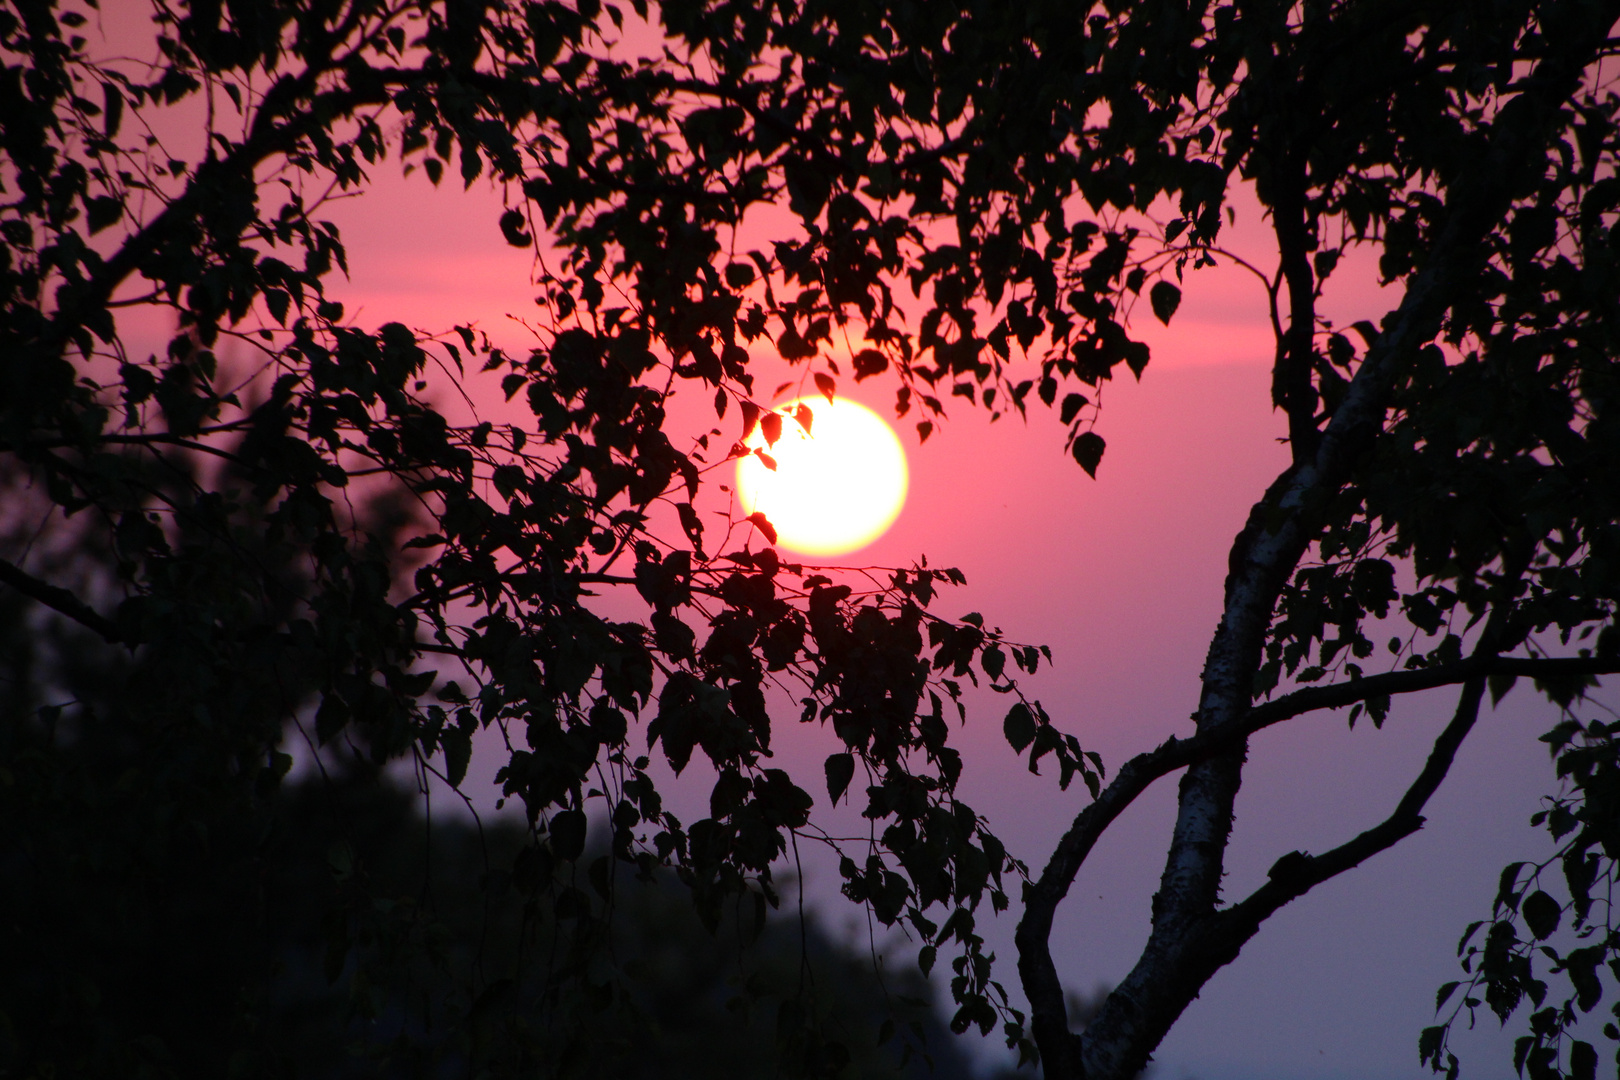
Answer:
1218 675 1490 945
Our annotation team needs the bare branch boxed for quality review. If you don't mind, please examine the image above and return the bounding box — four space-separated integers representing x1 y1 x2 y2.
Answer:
1019 652 1618 966
0 556 123 644
1250 654 1618 728
1218 675 1490 938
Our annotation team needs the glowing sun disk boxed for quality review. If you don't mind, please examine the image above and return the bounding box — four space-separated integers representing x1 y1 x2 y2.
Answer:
735 396 908 556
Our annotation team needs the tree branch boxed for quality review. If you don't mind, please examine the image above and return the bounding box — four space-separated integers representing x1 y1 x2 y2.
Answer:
1269 146 1322 462
1218 675 1489 941
1015 650 1618 1061
37 63 412 362
1020 654 1615 1074
0 422 252 453
0 556 123 644
1250 654 1618 728
1044 10 1620 1075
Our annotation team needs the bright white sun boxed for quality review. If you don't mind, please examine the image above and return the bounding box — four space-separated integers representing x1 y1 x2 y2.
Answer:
735 396 908 556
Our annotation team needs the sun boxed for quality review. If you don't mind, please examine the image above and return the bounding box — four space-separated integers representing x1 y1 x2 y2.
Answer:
735 396 908 556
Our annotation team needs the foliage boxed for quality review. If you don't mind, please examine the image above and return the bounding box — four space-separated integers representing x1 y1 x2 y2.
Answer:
1425 717 1620 1080
0 722 976 1079
0 473 969 1076
3 0 1620 1079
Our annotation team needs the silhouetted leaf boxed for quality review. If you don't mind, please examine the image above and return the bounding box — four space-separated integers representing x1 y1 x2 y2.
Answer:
1004 704 1036 753
1522 890 1560 940
1060 392 1088 425
747 512 777 545
825 753 855 805
1149 281 1181 325
499 207 532 247
1072 432 1105 477
853 349 887 380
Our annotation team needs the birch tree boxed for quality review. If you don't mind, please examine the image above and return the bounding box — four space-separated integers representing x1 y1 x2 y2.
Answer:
4 0 1620 1077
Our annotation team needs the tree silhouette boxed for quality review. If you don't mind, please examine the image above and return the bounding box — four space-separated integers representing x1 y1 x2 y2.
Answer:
0 452 975 1078
3 2 1619 1078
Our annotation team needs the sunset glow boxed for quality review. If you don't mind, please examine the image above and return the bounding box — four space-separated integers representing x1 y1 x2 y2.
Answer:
735 396 908 556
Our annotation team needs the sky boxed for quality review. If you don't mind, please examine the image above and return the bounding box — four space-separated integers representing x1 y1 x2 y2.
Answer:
83 7 1589 1074
289 166 1580 1080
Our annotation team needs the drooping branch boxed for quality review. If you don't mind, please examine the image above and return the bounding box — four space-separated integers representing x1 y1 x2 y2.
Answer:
0 423 252 454
0 556 123 644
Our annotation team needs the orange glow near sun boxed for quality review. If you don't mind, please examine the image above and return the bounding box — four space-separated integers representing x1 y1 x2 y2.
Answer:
736 396 908 556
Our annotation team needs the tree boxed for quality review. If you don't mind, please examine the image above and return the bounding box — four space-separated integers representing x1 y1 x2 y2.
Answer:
0 620 994 1080
0 445 974 1080
3 0 1619 1078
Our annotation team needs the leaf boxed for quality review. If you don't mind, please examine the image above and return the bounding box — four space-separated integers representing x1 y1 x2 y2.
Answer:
1419 1026 1445 1068
86 195 123 234
776 323 815 360
814 371 836 402
314 694 349 745
442 725 472 787
676 502 704 555
499 207 532 247
459 142 482 185
1521 890 1561 940
747 512 777 545
1124 340 1150 378
853 348 887 380
102 82 123 138
1059 392 1088 425
1571 1040 1597 1080
548 810 587 861
761 411 782 446
1149 281 1181 324
1004 703 1036 753
824 752 855 805
1072 431 1106 477
1496 862 1526 911
1567 945 1605 1011
263 288 290 325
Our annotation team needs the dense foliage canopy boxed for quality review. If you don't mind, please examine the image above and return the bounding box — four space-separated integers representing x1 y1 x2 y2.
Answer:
4 0 1620 1078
